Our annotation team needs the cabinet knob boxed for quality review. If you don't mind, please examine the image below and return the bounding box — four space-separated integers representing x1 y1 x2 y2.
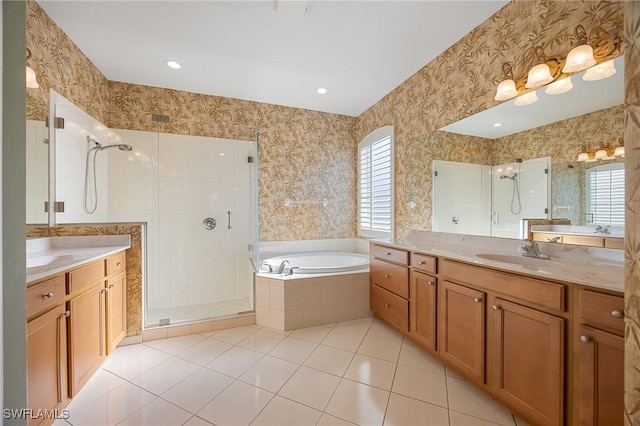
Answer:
44 292 54 299
580 335 591 343
492 304 501 311
418 260 426 265
427 281 434 286
385 274 390 279
611 310 623 318
116 261 122 267
385 303 391 308
61 311 70 318
473 297 482 303
385 252 392 256
101 288 108 294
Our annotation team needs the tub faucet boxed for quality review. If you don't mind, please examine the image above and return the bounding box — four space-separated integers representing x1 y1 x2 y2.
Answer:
548 236 561 243
276 260 290 274
594 225 610 234
521 240 551 260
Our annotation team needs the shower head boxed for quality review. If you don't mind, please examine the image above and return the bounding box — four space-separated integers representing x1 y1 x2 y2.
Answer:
100 144 133 152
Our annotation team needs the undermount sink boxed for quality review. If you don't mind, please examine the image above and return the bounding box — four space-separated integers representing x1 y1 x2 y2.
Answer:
475 253 561 268
27 254 78 274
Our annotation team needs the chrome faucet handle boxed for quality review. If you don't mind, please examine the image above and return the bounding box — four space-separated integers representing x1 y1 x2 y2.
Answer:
277 260 290 274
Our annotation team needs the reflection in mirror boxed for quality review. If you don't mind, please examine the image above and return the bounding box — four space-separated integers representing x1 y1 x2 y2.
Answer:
26 120 49 224
405 56 624 243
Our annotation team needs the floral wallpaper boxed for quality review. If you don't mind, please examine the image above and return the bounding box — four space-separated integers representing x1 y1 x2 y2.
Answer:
624 2 640 424
355 0 624 239
25 0 109 123
26 224 144 337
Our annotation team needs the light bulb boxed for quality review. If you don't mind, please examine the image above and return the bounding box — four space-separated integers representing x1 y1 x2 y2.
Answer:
583 59 616 81
545 76 573 95
614 146 625 157
526 63 553 89
494 79 518 101
577 152 590 162
563 44 596 73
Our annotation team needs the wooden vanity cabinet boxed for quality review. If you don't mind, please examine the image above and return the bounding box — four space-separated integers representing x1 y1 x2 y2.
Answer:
370 244 410 332
575 288 624 426
27 304 69 426
106 272 127 354
439 280 485 383
410 270 437 352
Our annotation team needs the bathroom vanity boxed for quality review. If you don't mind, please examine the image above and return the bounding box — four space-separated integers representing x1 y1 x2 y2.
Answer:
369 237 623 426
26 237 130 425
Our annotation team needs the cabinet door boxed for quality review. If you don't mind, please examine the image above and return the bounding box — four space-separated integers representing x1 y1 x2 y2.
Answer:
578 325 624 426
106 273 127 354
27 305 69 425
439 280 485 383
491 298 564 426
69 284 106 397
410 271 437 352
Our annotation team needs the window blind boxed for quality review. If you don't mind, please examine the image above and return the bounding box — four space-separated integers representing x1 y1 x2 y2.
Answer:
586 164 625 226
359 134 392 236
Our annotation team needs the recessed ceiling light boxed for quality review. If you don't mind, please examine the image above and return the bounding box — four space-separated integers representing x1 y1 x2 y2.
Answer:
165 60 181 70
493 122 503 127
316 87 328 95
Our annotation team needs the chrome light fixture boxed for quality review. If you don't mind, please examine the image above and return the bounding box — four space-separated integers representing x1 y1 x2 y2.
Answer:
494 63 518 101
26 48 39 89
563 25 596 73
525 47 554 89
583 58 616 81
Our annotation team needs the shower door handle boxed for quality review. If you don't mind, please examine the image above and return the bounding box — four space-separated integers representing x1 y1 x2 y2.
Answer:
227 210 232 230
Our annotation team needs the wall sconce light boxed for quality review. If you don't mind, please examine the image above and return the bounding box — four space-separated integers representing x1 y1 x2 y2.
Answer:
577 151 596 162
514 90 538 106
563 25 597 73
577 139 624 162
614 138 625 157
526 47 554 89
594 147 614 160
26 48 39 89
545 76 573 95
583 58 616 81
494 63 518 101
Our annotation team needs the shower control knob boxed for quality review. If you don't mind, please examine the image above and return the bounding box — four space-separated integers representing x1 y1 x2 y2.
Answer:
452 216 459 225
202 217 217 231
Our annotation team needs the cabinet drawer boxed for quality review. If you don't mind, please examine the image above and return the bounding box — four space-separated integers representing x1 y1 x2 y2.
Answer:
106 252 126 276
440 259 566 312
27 275 66 318
371 244 409 265
371 284 409 331
68 260 105 294
371 258 408 299
411 252 437 274
579 290 624 334
563 235 604 247
604 238 624 250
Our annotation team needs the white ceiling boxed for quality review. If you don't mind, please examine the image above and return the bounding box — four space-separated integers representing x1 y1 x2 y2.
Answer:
37 0 508 117
440 56 624 139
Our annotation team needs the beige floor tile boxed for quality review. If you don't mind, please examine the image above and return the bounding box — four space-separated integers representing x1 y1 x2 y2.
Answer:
290 325 333 343
358 335 402 362
102 347 172 381
278 366 341 411
383 393 450 426
197 381 274 426
238 329 287 353
101 344 147 370
344 354 397 390
176 338 233 366
303 344 355 376
259 326 293 336
131 357 200 395
398 341 445 375
65 368 127 412
392 364 448 408
268 336 318 364
447 376 516 425
368 320 404 342
316 413 357 426
161 368 233 414
322 329 365 352
323 322 338 328
446 365 464 379
211 325 260 344
205 346 264 378
144 334 207 355
250 395 322 426
449 410 508 425
67 383 156 426
118 397 191 426
513 414 530 425
334 317 374 335
182 416 215 425
325 379 390 426
239 355 299 393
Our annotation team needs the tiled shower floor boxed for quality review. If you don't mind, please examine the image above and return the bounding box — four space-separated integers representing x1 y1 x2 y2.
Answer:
147 297 253 326
55 317 530 426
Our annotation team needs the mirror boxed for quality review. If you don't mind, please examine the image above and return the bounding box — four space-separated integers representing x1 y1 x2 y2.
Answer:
405 56 624 241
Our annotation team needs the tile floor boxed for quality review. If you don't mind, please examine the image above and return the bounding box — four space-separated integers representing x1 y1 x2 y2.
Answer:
55 318 530 426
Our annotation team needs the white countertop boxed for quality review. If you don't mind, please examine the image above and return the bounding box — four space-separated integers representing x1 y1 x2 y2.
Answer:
26 236 131 284
531 225 624 238
377 232 624 293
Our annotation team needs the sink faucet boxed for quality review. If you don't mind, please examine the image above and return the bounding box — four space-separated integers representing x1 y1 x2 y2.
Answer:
276 260 290 274
594 225 611 234
548 236 561 243
521 240 551 260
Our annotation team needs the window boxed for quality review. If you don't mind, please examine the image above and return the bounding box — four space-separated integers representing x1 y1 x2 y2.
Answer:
358 126 394 237
586 163 624 226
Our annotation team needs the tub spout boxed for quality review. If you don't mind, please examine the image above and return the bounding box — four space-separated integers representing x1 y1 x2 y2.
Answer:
276 260 290 274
